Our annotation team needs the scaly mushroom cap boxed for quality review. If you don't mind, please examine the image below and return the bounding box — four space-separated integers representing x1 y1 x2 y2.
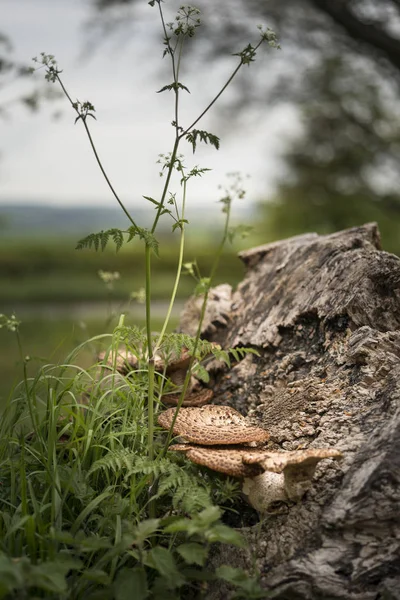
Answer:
98 347 190 375
164 347 192 374
169 444 263 477
98 349 138 372
242 448 342 473
158 405 270 445
162 388 214 408
242 448 342 502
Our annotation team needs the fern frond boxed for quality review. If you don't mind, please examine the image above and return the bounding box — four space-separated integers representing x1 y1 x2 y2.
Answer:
88 448 137 478
126 226 159 256
185 129 220 154
155 462 212 512
76 228 126 252
124 457 173 480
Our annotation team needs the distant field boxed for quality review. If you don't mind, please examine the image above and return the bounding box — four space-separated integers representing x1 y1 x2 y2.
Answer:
0 235 247 305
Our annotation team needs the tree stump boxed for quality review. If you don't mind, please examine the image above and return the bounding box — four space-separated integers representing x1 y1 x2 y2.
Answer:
179 223 400 600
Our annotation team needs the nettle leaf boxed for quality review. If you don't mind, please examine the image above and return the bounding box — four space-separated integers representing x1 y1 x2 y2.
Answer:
185 129 220 154
157 82 190 93
146 547 186 589
114 567 148 600
177 542 208 566
133 519 161 546
216 565 265 597
205 523 246 547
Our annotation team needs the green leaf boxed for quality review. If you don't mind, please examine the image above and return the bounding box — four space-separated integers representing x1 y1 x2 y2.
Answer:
28 559 81 593
146 546 185 589
156 82 190 94
216 565 266 598
185 129 220 154
172 219 189 232
136 227 160 256
205 524 246 547
82 569 111 585
228 224 254 243
76 228 127 252
163 517 192 534
192 364 210 383
194 277 211 296
177 543 208 566
133 519 160 546
114 567 148 600
0 553 25 597
143 195 160 206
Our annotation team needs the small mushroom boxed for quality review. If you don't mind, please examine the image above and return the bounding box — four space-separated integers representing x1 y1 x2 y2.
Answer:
162 389 214 408
157 405 270 445
98 348 138 373
98 347 190 376
242 448 343 505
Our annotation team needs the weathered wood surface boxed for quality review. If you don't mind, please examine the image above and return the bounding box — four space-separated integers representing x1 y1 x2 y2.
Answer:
179 223 400 600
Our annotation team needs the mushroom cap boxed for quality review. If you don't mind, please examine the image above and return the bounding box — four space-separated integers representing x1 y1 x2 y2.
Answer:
242 448 343 502
169 444 263 477
162 388 214 408
242 448 342 474
158 405 270 445
98 349 138 372
98 347 191 374
164 347 192 373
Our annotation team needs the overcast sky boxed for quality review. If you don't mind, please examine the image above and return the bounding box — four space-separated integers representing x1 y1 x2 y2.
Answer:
0 0 295 210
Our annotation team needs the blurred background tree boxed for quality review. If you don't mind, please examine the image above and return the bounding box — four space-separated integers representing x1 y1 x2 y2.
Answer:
92 0 400 252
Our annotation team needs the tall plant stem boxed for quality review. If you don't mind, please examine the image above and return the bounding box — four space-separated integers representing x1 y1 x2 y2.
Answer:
154 179 187 355
161 201 232 455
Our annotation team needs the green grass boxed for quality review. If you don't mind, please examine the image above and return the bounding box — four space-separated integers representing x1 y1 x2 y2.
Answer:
0 324 256 599
0 314 179 406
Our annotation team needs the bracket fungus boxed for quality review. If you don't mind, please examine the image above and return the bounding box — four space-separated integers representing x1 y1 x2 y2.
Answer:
99 346 213 407
159 405 342 513
157 405 270 445
241 448 343 511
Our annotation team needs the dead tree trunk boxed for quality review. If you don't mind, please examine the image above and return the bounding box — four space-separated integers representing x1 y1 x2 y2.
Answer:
179 223 400 600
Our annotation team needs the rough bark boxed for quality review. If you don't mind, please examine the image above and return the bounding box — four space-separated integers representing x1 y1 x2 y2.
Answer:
179 223 400 600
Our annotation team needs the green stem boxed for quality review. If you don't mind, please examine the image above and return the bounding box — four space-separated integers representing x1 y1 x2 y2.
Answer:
145 245 153 358
181 39 264 137
161 201 232 455
154 178 187 354
145 244 155 463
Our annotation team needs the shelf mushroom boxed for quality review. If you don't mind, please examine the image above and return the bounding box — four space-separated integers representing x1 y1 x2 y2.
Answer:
99 346 213 406
241 448 343 511
159 405 342 513
158 405 270 445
